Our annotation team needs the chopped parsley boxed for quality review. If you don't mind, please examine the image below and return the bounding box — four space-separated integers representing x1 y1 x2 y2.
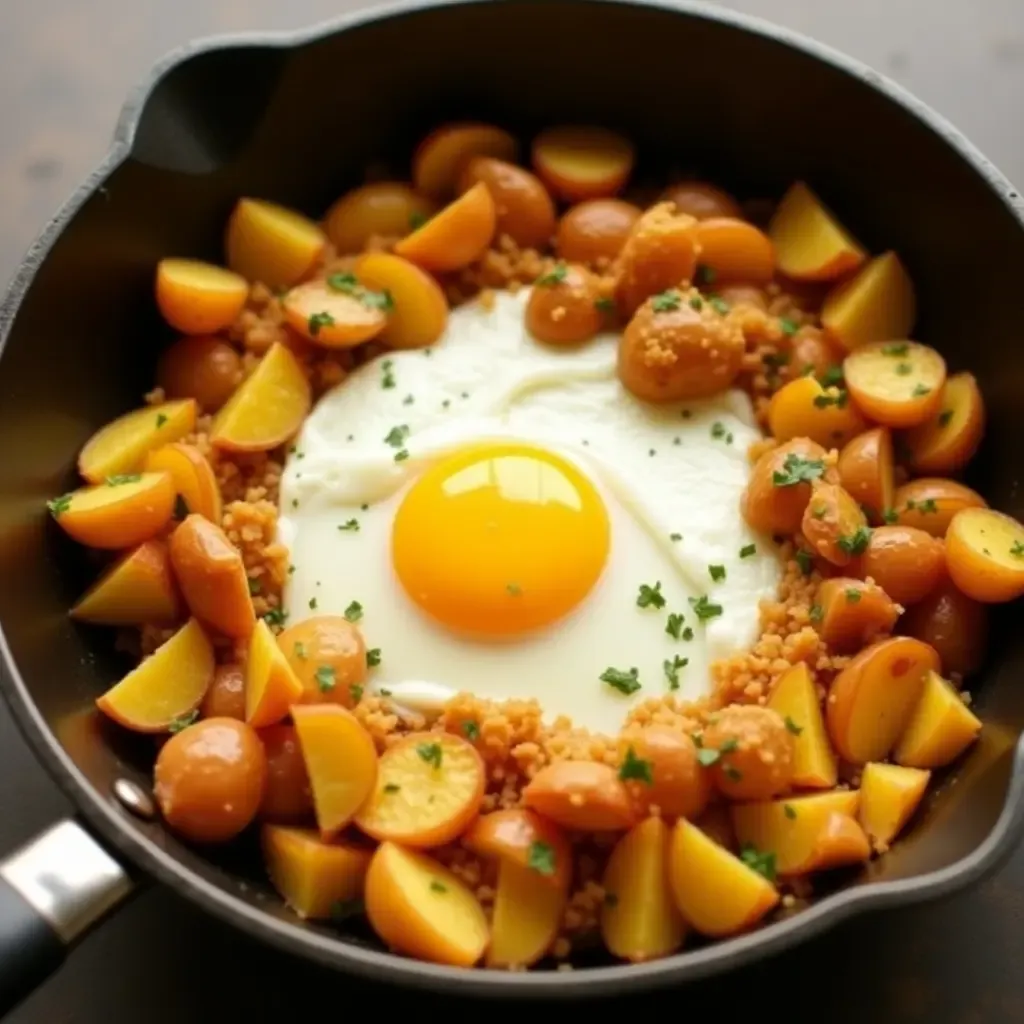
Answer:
506 582 522 596
837 525 872 556
882 508 899 524
462 720 480 741
912 383 932 398
689 296 704 311
417 742 443 768
344 601 363 622
636 581 666 609
795 549 814 576
779 316 799 337
1011 541 1024 558
46 493 73 518
772 453 826 488
326 272 394 311
784 716 803 736
820 365 844 388
307 311 335 336
666 613 685 640
682 626 695 641
708 564 726 582
739 543 757 559
812 389 849 409
106 474 142 486
619 746 654 784
429 880 447 894
809 603 824 623
938 409 954 428
293 641 307 660
384 783 400 793
882 343 909 357
740 844 777 882
536 262 568 287
338 519 360 532
695 264 716 286
350 683 363 702
315 665 336 692
403 394 415 406
308 597 318 610
394 449 410 462
384 424 410 448
366 648 381 667
652 289 681 313
895 362 912 376
156 413 168 427
696 747 721 768
689 595 723 621
168 709 199 734
906 497 938 514
663 655 689 690
784 803 798 820
594 296 616 313
528 840 557 876
263 607 287 627
710 421 727 440
247 577 262 596
670 532 683 542
381 358 396 389
845 587 862 603
409 210 429 230
600 666 641 695
709 296 730 316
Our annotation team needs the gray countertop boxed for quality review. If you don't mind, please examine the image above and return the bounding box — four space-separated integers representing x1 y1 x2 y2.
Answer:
1 1 1023 1020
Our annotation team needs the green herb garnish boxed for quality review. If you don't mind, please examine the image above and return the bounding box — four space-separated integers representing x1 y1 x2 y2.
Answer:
315 665 336 692
600 666 641 695
772 454 826 488
636 581 666 610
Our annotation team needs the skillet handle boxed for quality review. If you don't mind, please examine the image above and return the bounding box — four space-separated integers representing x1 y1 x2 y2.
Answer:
0 819 134 1014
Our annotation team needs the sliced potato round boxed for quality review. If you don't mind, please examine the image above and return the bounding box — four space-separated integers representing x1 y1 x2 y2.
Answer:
843 341 945 428
945 507 1024 603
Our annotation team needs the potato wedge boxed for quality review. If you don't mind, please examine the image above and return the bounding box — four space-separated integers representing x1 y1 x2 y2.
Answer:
766 662 837 788
355 732 484 848
894 670 982 769
821 252 916 351
282 276 389 348
767 376 867 449
843 341 945 428
801 480 870 567
742 438 831 535
463 808 572 890
904 372 985 476
393 182 496 272
798 812 871 873
245 619 304 728
364 842 489 967
826 636 939 764
601 817 685 962
354 252 449 350
262 825 371 919
816 577 899 653
945 507 1024 603
278 615 368 708
156 335 242 413
487 859 567 968
292 704 378 838
210 342 311 452
70 540 180 626
694 218 775 284
523 760 636 831
892 478 987 537
324 182 436 254
532 125 635 202
858 762 930 852
459 157 557 249
225 197 326 289
155 258 248 335
413 122 518 200
768 181 865 282
669 818 779 936
730 790 860 875
837 427 894 522
899 579 988 679
49 472 175 550
96 618 214 732
168 514 255 638
144 443 221 523
852 524 946 606
78 399 197 483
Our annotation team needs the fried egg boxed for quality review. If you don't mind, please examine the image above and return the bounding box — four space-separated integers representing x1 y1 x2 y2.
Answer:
278 289 779 734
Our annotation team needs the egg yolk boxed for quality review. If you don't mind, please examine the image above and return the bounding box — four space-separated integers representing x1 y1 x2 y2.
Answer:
392 443 610 638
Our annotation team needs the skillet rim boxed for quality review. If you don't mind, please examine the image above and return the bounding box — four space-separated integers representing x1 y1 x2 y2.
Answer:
2 0 1024 997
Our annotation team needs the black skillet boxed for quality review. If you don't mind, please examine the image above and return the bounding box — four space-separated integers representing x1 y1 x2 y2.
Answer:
1 0 1023 1014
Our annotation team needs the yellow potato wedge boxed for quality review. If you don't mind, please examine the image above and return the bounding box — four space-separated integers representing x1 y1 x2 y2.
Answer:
894 670 982 769
767 662 837 789
730 790 860 876
225 197 326 289
262 825 371 920
95 618 214 732
210 342 311 453
600 816 684 963
487 859 567 968
768 181 866 281
49 472 176 550
70 540 180 626
245 619 304 728
77 399 197 483
364 842 488 967
144 442 222 523
821 251 916 351
155 258 248 335
858 762 930 852
668 819 779 937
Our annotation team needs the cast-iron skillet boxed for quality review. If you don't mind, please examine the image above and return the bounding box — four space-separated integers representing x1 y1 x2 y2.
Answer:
0 0 1023 1013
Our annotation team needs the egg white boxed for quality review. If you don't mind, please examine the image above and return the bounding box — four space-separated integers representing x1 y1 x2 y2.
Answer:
278 290 780 734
